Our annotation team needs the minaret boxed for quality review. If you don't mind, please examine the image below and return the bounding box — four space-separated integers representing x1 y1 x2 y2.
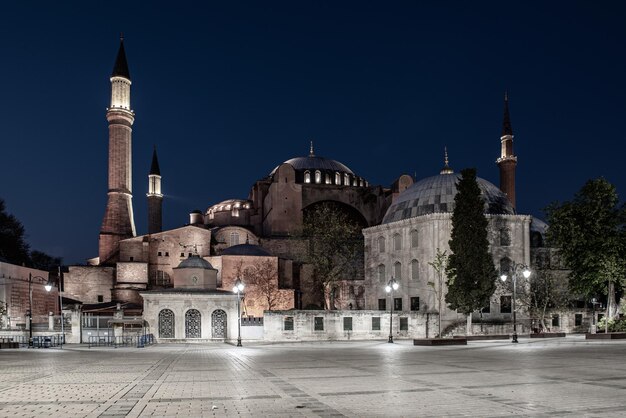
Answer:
99 36 136 264
496 92 517 210
440 146 454 175
147 146 163 234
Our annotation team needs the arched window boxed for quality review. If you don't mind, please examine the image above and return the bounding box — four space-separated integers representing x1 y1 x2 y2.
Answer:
304 171 311 183
394 261 402 279
500 257 512 275
410 230 419 248
378 236 385 253
208 210 214 220
212 309 227 338
315 170 322 184
325 174 331 184
353 177 358 186
377 264 386 282
344 173 350 185
335 172 341 185
158 309 175 338
393 233 402 251
500 228 511 246
230 232 239 246
185 309 201 338
232 208 239 217
411 259 419 280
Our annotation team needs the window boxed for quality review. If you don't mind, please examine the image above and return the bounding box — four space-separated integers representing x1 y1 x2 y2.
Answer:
230 232 239 246
410 297 420 311
185 309 201 338
325 174 331 184
129 256 134 261
180 252 185 257
314 317 324 331
378 299 386 311
165 252 169 257
411 259 419 280
394 262 401 279
377 264 386 282
284 316 294 331
304 171 311 183
315 170 321 184
500 296 512 313
372 317 381 330
393 233 402 251
353 177 358 186
344 173 350 185
500 228 511 246
158 309 175 338
158 251 162 256
343 317 353 331
335 172 341 184
232 208 239 217
399 317 408 331
552 315 560 327
575 313 583 326
394 298 402 311
378 236 385 253
97 295 104 303
411 230 419 248
500 257 512 275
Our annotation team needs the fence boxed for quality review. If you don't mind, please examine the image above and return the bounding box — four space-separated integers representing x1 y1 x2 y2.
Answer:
88 333 155 348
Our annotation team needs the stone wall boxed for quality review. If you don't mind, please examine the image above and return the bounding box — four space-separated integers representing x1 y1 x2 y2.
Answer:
64 266 115 304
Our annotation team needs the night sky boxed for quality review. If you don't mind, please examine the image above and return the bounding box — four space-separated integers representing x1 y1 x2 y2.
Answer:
2 2 626 265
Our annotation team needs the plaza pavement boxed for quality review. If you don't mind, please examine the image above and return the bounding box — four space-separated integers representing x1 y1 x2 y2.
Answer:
0 335 625 417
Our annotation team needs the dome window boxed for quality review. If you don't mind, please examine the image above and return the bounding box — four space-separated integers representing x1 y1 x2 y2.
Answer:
304 171 311 183
335 172 341 185
208 210 214 220
353 177 358 186
359 178 364 187
315 170 322 184
344 173 350 186
232 208 239 217
325 174 331 184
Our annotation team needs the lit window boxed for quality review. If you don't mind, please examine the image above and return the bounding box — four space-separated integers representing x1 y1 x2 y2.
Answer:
353 177 358 186
335 172 341 184
344 173 350 185
315 170 321 184
325 174 331 184
304 171 311 183
208 210 214 220
232 208 239 217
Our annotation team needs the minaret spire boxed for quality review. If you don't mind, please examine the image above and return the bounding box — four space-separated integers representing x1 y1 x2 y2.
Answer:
99 37 136 264
309 140 315 157
147 146 163 234
496 92 517 210
440 146 454 175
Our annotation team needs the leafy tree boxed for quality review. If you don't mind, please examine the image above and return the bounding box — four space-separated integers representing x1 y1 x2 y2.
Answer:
428 248 448 337
303 202 364 310
545 178 626 321
30 250 62 272
0 198 30 265
445 169 497 334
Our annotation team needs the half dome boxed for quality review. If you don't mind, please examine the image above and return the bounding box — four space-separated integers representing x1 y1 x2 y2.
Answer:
221 244 272 257
382 173 514 224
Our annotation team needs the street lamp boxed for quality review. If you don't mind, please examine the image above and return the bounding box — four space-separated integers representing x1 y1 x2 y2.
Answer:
500 264 531 343
590 297 601 334
385 278 399 343
57 266 64 349
232 278 245 347
28 273 52 347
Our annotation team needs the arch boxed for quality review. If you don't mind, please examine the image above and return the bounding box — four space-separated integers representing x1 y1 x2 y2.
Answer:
304 171 311 183
344 173 350 185
303 200 369 229
335 172 341 185
230 231 240 246
315 170 322 184
394 261 402 279
411 259 419 280
325 173 331 184
377 264 386 282
185 309 201 338
393 233 402 251
211 309 227 338
158 309 175 338
378 236 385 253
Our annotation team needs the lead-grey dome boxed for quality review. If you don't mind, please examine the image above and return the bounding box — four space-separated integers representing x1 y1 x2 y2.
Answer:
382 173 515 224
221 244 272 257
174 255 215 270
270 155 354 176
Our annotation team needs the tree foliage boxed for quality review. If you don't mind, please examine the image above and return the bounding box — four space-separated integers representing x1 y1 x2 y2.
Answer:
242 259 282 311
303 201 364 310
445 169 497 315
0 198 30 265
545 178 626 317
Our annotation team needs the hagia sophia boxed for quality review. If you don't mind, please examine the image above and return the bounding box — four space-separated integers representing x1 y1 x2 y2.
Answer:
59 38 568 342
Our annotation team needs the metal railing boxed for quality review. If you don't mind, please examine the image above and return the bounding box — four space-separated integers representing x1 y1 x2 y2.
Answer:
88 333 155 348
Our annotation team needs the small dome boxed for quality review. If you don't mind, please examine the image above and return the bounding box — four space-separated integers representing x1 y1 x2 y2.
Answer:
221 244 272 257
383 173 514 224
175 255 214 269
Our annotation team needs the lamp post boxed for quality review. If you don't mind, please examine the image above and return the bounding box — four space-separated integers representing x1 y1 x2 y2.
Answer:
590 297 600 334
385 278 399 343
500 264 531 343
28 273 52 347
232 278 245 347
57 266 64 349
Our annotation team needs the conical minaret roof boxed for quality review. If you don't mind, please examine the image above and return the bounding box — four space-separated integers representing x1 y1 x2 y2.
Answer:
112 35 131 80
502 91 513 136
150 146 161 176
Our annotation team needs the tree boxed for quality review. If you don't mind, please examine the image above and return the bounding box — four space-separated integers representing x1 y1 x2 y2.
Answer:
30 250 62 272
445 169 497 335
428 248 448 337
243 259 282 311
303 202 364 310
0 198 30 265
545 178 626 323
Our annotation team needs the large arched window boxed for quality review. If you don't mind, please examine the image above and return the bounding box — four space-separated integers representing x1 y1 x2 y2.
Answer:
158 309 175 338
304 171 311 183
377 264 386 282
394 261 402 279
185 309 201 338
344 173 350 185
410 230 419 248
315 170 322 184
411 259 419 280
230 232 239 246
500 228 511 246
393 233 402 251
378 236 385 253
325 173 331 184
500 257 512 275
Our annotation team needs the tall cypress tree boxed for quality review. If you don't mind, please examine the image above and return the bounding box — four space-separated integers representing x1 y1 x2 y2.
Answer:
445 169 497 318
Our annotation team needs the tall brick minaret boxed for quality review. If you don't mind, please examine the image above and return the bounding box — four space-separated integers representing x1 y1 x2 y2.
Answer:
99 36 136 264
147 146 163 234
496 92 517 210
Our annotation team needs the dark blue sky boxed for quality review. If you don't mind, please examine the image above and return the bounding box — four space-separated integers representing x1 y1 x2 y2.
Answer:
2 2 626 264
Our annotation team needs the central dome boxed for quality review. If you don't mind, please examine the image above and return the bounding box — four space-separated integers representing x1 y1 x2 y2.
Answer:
383 173 515 224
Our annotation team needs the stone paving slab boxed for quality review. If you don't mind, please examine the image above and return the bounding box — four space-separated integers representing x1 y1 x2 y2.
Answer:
0 336 626 417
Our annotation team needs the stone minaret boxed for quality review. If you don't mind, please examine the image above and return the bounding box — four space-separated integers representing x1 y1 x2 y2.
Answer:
147 146 163 234
496 92 517 210
99 36 136 264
